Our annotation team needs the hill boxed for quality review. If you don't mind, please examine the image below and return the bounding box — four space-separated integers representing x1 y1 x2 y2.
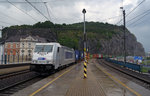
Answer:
1 21 145 56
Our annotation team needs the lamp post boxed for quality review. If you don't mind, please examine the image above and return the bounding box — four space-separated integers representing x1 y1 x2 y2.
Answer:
123 10 126 63
120 7 126 64
82 8 87 79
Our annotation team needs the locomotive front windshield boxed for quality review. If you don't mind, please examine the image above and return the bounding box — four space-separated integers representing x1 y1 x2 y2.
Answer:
34 45 53 52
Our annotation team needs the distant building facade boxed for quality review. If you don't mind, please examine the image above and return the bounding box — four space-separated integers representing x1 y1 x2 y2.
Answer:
4 35 48 61
0 43 4 64
19 35 47 57
4 36 20 56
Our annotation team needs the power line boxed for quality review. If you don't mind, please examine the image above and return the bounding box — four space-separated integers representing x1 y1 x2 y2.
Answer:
0 20 13 25
116 0 145 25
127 10 150 26
0 11 23 23
46 3 62 23
127 8 150 24
126 0 145 17
25 0 49 21
6 0 39 22
44 2 51 21
0 1 46 3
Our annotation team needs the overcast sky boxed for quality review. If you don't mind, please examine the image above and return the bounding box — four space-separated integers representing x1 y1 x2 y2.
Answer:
0 0 149 52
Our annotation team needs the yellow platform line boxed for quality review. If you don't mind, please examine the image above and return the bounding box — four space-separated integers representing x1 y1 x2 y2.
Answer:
96 64 141 96
29 66 75 96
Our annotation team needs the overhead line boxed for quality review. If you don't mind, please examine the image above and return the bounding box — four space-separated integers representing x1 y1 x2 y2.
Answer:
116 0 145 25
126 0 145 17
0 1 46 3
127 10 150 26
25 0 49 21
127 9 150 24
46 3 60 22
6 0 39 22
44 2 51 21
0 20 13 25
0 11 23 23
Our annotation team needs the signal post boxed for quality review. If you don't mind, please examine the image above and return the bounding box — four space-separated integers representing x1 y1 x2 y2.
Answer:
82 8 87 79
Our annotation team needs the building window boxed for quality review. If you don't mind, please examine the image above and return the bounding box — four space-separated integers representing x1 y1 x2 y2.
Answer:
28 50 31 53
28 43 31 48
5 44 7 48
21 50 24 53
16 43 19 48
11 43 13 48
10 50 13 53
22 43 24 48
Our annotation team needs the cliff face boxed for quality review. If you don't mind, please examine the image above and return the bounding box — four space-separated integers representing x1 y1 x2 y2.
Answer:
87 31 145 56
1 21 145 56
2 28 57 42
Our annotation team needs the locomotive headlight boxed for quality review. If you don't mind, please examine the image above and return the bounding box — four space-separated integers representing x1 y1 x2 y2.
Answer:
47 60 51 64
47 61 49 63
33 60 37 63
32 60 36 63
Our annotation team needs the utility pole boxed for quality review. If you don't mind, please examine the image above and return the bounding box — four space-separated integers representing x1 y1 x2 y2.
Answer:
123 10 126 63
82 8 87 79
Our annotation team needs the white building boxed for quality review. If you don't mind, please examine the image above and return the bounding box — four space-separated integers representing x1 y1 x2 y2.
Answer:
0 43 4 64
19 35 48 58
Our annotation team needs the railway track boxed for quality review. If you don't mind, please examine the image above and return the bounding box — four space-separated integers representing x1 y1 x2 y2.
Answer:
0 70 39 92
0 70 30 79
0 63 30 69
98 59 150 89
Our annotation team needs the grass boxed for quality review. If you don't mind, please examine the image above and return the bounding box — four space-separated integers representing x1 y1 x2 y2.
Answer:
141 67 150 73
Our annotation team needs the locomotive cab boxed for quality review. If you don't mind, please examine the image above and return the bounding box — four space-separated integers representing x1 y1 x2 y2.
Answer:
30 43 75 73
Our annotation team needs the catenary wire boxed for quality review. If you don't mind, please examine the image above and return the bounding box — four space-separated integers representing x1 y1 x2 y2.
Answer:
25 0 49 21
127 8 150 24
116 0 145 25
44 2 51 21
6 0 39 22
127 10 150 27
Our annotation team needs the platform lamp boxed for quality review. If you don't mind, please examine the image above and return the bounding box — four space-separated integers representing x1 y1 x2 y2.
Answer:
82 8 87 79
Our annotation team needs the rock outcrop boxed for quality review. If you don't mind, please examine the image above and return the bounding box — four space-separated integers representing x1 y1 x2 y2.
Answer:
87 31 145 56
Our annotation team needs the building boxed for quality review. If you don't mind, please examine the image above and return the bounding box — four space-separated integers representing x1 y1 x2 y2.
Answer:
4 35 48 62
19 35 47 57
0 42 4 64
4 35 20 62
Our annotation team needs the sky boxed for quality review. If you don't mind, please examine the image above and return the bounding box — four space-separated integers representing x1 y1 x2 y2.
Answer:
0 0 149 52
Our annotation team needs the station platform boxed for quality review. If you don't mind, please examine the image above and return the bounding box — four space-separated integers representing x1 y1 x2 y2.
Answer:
12 59 141 96
0 66 29 75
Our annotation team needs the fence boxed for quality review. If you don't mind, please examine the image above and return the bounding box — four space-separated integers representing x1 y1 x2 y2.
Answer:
0 54 32 64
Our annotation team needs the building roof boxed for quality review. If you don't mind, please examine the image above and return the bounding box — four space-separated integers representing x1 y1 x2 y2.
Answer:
5 35 21 42
5 35 48 43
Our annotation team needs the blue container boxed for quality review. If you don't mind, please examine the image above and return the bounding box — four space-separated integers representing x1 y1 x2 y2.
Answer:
75 50 80 61
80 51 84 60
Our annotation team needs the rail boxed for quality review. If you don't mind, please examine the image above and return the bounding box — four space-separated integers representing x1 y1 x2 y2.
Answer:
0 63 30 69
0 70 38 91
99 59 150 84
